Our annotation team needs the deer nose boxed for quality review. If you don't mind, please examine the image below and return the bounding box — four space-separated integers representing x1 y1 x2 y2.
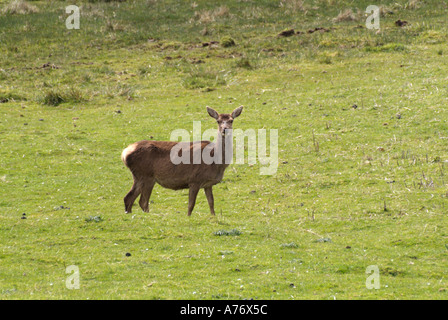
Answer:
222 128 230 136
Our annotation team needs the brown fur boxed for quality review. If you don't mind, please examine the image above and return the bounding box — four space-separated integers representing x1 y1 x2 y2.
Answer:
122 106 243 216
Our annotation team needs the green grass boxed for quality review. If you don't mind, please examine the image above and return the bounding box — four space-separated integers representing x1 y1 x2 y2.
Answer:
1 0 448 300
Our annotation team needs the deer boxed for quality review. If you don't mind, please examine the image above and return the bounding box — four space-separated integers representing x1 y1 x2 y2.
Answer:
121 106 243 216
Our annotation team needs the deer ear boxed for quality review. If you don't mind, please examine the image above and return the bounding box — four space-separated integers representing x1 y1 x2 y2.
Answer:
207 106 219 119
232 106 243 118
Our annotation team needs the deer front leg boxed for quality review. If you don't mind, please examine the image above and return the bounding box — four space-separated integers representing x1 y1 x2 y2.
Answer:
204 187 215 216
188 184 200 216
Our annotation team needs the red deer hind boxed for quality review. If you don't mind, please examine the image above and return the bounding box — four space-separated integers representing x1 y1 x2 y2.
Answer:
121 106 243 216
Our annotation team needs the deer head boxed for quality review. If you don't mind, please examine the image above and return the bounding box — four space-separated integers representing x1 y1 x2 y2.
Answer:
207 106 243 136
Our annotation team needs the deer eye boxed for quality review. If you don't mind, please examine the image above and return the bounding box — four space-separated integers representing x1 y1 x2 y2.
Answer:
228 120 233 123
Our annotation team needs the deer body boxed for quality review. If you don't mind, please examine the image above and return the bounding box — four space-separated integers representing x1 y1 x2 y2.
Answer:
121 106 243 216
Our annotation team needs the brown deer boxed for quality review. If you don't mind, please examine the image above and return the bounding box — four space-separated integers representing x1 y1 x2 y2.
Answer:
121 106 243 216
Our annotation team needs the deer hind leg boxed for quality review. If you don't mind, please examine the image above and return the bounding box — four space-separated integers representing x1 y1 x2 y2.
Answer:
204 187 215 216
139 178 155 213
187 184 201 216
124 180 141 213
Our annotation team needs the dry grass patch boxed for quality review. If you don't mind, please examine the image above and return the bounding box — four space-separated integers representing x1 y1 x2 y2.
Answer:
2 0 38 14
103 19 126 32
378 5 395 17
333 8 361 23
279 0 306 13
194 5 230 24
406 0 423 10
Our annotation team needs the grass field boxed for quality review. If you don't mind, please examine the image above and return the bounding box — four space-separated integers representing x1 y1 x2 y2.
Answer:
1 0 448 300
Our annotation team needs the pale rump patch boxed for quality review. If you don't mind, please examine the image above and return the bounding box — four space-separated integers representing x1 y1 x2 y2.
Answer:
121 143 138 166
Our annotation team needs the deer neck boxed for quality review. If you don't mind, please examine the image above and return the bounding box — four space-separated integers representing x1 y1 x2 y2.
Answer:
216 130 232 166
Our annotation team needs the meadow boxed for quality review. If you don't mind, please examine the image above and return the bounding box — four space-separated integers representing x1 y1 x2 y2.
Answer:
0 0 447 299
